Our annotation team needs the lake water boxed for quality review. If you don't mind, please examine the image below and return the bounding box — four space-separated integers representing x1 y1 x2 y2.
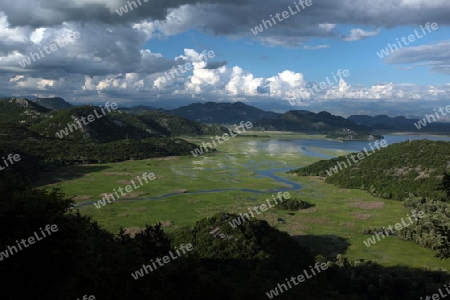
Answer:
250 135 450 158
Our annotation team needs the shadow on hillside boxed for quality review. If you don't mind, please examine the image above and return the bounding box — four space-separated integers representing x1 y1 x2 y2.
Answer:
293 234 350 258
35 165 112 186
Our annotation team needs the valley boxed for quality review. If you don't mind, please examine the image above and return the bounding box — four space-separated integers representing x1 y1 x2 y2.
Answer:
4 97 450 299
4 3 450 298
40 131 450 270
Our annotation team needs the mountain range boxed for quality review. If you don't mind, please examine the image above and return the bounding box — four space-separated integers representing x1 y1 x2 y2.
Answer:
2 97 449 142
348 114 450 133
168 101 279 123
0 97 377 140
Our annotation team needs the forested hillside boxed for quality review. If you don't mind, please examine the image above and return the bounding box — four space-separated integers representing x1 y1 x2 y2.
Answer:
0 98 229 166
0 123 199 165
30 106 228 142
136 110 228 136
295 140 450 200
295 139 450 261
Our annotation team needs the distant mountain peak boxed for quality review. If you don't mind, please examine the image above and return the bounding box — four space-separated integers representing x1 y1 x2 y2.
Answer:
318 111 332 115
170 101 278 123
34 97 72 110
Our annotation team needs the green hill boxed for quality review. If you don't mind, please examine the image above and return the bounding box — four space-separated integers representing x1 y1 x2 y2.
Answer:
0 123 42 142
0 124 199 165
29 106 149 142
0 102 225 165
294 139 450 200
29 106 228 143
0 97 50 124
136 110 228 136
258 110 375 140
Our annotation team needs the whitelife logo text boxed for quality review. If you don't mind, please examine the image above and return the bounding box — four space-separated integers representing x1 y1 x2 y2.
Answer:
56 102 118 139
0 224 58 262
250 0 313 35
131 243 193 280
376 22 438 59
266 262 328 298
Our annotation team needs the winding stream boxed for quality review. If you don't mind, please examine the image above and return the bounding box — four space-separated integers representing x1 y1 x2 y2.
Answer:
75 167 301 208
75 135 450 208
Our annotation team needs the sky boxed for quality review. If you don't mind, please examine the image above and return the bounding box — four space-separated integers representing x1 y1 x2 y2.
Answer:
0 0 449 116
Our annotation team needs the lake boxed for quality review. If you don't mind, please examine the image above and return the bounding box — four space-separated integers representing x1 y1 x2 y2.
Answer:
249 134 450 158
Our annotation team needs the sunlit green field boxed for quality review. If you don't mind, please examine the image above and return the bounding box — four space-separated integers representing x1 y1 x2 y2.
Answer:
38 131 450 270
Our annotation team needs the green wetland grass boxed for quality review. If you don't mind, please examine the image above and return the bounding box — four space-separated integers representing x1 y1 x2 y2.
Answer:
39 132 450 270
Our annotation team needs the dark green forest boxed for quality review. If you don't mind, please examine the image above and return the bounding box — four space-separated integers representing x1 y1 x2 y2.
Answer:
0 98 227 166
0 123 200 165
277 198 314 211
295 140 450 200
296 139 450 260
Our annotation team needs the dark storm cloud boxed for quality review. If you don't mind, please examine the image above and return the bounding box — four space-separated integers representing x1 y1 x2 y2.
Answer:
0 0 248 28
1 0 449 30
385 41 450 74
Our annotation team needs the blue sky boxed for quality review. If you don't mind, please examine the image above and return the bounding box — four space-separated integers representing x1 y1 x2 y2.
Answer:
146 25 449 86
0 0 449 116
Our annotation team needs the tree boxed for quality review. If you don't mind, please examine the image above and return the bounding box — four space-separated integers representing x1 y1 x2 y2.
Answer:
439 171 450 199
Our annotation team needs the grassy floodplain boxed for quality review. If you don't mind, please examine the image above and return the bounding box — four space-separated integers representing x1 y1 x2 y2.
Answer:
39 131 450 270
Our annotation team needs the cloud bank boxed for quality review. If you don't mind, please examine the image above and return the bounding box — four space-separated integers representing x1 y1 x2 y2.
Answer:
0 0 449 111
